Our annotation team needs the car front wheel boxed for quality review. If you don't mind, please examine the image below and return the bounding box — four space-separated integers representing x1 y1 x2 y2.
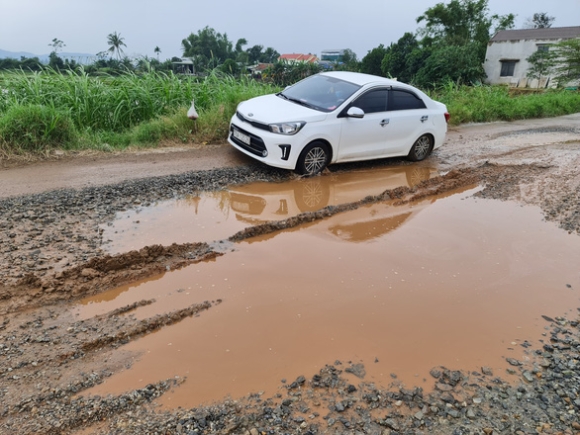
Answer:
407 135 434 162
296 141 330 176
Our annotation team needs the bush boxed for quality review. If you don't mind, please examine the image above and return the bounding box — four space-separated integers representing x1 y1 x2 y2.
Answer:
432 83 580 125
132 111 195 144
0 104 78 152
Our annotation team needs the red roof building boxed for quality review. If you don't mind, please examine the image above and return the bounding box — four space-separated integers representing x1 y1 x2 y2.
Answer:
278 53 319 64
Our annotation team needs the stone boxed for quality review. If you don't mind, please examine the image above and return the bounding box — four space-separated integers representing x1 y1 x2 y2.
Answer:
436 382 453 392
522 371 534 382
481 366 494 376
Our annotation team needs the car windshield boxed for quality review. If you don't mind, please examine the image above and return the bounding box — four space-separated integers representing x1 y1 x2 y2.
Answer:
278 75 361 113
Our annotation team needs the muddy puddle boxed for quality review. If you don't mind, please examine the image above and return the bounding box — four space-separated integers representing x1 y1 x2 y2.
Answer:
78 165 580 410
100 165 437 253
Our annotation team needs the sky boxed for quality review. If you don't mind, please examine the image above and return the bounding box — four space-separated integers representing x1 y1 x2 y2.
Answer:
1 0 579 61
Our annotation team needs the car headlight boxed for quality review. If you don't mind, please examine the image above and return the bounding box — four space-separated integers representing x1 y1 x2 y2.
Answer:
269 121 305 135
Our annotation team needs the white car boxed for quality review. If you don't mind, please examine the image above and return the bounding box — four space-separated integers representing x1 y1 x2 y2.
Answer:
228 71 449 176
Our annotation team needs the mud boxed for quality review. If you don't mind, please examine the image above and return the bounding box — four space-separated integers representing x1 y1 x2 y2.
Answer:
72 189 580 409
0 113 580 434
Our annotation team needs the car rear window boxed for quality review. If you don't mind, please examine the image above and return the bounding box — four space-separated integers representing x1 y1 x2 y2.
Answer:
389 90 427 110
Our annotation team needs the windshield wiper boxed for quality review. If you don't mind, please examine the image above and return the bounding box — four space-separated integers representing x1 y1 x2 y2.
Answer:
286 96 316 110
277 92 289 100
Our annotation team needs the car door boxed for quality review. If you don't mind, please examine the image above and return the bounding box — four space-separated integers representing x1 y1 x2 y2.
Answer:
336 88 390 161
382 88 430 156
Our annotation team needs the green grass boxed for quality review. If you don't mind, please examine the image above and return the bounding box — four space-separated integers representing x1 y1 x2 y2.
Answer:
0 104 78 152
1 69 579 157
431 83 580 125
0 69 277 154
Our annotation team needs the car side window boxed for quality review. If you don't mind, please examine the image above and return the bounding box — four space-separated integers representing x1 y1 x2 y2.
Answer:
389 89 427 111
351 89 388 114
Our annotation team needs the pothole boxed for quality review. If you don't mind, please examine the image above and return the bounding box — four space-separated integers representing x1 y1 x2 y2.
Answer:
75 176 580 409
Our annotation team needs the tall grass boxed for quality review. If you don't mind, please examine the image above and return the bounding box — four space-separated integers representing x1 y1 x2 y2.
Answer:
1 69 579 156
0 69 278 153
432 82 580 125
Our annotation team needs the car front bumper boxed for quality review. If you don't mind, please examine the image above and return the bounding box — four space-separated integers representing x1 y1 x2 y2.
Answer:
228 119 301 171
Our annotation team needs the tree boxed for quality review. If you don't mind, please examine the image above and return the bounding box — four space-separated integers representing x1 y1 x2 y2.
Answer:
107 32 127 60
414 43 486 87
246 44 264 64
332 48 359 71
381 33 419 82
48 38 65 54
417 0 514 60
360 44 388 76
525 12 555 29
411 0 515 87
220 58 240 75
235 38 247 54
154 46 161 61
552 38 580 86
181 26 234 70
48 38 66 71
526 48 557 81
48 52 65 70
260 47 280 63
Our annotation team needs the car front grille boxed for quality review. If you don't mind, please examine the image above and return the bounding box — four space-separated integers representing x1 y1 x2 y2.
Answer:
236 111 270 131
230 125 267 157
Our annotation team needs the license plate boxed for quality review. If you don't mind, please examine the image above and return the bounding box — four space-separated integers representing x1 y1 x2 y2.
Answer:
232 128 250 145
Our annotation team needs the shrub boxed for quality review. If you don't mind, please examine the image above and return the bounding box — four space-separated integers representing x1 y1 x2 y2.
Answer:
0 104 78 152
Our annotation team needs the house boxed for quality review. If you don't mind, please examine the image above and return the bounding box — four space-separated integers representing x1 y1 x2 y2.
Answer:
247 62 272 78
278 53 319 64
483 26 580 88
320 49 347 63
319 49 349 70
172 58 195 74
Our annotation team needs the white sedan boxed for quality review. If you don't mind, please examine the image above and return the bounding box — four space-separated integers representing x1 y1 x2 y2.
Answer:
228 71 449 176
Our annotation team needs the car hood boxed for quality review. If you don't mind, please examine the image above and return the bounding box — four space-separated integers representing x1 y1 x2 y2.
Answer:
237 94 327 124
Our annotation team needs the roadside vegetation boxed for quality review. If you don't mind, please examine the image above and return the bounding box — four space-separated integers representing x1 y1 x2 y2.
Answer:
0 70 277 155
0 0 579 158
433 83 580 125
1 68 579 157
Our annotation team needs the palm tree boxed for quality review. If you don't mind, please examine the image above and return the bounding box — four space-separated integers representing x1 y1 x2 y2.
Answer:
154 46 161 61
107 32 126 60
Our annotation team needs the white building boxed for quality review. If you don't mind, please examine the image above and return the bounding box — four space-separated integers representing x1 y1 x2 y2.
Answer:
483 26 580 88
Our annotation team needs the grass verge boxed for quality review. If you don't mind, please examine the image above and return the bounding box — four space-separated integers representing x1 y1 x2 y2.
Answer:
1 71 578 158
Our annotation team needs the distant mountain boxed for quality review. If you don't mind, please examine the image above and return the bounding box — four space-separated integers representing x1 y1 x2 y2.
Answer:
0 49 38 60
0 49 95 64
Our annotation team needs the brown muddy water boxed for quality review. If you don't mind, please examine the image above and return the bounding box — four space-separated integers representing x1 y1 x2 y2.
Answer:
77 165 580 409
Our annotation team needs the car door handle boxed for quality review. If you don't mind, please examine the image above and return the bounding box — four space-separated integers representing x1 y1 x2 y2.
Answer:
420 115 429 123
380 119 390 127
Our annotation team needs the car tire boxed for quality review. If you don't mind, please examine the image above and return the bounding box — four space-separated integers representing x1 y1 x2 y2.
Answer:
296 141 330 176
407 135 434 162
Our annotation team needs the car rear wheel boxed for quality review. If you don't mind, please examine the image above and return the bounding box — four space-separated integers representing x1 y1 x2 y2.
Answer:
407 135 433 162
296 142 330 176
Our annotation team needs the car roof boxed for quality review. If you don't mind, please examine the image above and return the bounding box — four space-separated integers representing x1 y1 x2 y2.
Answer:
320 71 400 87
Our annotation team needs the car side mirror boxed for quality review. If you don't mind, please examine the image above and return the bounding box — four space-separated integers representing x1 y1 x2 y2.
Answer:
346 106 364 119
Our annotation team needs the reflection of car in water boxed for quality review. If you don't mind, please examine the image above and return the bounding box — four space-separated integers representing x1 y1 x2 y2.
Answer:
228 165 478 244
326 205 414 243
229 165 438 224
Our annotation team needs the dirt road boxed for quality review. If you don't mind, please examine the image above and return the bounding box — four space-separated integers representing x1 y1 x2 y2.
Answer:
1 114 580 434
0 113 578 199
